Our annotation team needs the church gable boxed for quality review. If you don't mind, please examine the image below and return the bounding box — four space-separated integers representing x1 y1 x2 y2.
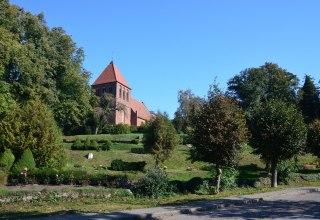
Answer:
92 61 151 126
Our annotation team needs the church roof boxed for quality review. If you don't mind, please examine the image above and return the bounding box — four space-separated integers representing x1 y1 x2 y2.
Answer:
130 98 152 121
92 61 131 88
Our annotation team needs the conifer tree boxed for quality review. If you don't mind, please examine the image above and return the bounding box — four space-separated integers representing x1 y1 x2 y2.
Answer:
299 75 319 123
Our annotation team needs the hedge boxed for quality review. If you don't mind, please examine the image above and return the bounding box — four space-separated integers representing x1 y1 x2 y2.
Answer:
130 148 145 154
110 159 146 171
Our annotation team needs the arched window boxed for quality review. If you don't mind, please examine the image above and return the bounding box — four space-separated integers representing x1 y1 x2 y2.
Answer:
126 91 129 101
123 90 125 100
119 87 122 98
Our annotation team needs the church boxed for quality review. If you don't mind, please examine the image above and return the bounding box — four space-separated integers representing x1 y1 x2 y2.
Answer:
92 61 152 126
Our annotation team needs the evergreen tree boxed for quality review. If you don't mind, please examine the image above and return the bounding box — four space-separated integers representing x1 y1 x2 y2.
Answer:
299 75 319 123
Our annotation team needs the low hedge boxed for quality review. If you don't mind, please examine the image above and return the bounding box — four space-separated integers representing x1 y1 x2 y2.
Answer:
7 169 130 188
110 159 146 171
130 148 145 154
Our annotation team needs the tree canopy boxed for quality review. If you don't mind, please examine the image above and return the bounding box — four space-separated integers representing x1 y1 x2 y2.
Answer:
228 62 299 111
143 113 179 166
249 99 307 187
0 0 93 134
192 86 248 192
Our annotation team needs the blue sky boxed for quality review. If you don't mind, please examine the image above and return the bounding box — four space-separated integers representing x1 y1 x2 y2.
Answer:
9 0 320 118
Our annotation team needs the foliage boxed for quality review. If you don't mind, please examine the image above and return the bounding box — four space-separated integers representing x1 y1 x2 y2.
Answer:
0 149 15 172
133 169 173 198
101 140 112 151
173 89 204 133
249 99 307 187
130 147 145 154
0 99 63 168
143 113 179 165
93 94 126 134
12 149 36 173
228 62 299 111
71 138 83 150
192 85 248 192
104 123 131 134
110 159 146 171
306 119 320 157
83 138 91 150
277 159 298 185
298 75 319 123
0 1 93 134
89 140 99 151
220 167 239 190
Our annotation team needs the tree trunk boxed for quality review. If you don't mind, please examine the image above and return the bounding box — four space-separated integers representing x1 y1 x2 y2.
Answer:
215 166 222 193
271 160 278 187
95 126 99 135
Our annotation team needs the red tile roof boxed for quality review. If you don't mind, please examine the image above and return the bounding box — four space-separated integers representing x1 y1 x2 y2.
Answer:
92 61 131 88
130 98 152 121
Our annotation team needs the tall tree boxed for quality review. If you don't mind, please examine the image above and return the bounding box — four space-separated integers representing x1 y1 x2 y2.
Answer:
306 119 320 158
228 62 299 111
0 0 93 134
173 89 204 133
249 100 307 187
192 86 248 193
144 113 179 167
298 75 319 123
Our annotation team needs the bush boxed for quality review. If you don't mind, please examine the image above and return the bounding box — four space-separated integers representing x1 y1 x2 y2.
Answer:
83 138 91 150
220 167 239 190
110 159 146 171
90 140 100 151
71 138 83 150
101 140 112 151
133 169 173 198
278 159 297 184
0 149 15 172
131 139 139 144
104 124 130 134
130 148 145 154
12 149 36 173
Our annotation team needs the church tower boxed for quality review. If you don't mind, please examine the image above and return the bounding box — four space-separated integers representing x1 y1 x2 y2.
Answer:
92 61 131 124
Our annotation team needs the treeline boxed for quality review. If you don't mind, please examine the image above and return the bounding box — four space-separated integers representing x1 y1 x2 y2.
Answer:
0 0 94 168
173 63 320 189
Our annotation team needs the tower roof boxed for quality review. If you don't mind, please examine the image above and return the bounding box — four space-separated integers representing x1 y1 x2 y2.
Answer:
93 61 131 88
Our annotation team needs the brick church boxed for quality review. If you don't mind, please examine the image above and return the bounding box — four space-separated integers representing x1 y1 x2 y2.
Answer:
92 61 152 126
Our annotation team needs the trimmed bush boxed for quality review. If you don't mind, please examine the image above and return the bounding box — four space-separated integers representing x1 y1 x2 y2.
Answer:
131 139 139 144
83 138 91 150
101 140 112 151
104 124 130 134
133 169 173 198
71 138 83 150
130 148 145 154
90 140 100 151
0 149 15 172
12 149 36 173
110 159 146 171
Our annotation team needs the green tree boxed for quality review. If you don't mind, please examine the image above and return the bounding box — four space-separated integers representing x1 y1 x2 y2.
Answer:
192 86 248 193
228 62 299 111
173 89 204 133
12 148 36 173
306 119 320 158
0 1 93 134
93 93 126 134
0 149 15 172
298 75 319 123
143 113 179 167
249 100 307 187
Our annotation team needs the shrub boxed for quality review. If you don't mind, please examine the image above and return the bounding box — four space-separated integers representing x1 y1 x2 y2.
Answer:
0 149 15 172
185 177 204 193
278 159 297 184
12 149 36 173
110 159 146 171
130 148 145 154
101 140 112 151
130 126 138 133
83 138 91 150
133 169 173 198
220 167 239 190
90 140 100 151
131 139 139 144
71 138 83 150
104 124 130 134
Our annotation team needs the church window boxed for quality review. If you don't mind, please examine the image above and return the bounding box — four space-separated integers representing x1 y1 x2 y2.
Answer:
119 87 122 98
109 87 113 93
126 91 129 101
123 90 125 100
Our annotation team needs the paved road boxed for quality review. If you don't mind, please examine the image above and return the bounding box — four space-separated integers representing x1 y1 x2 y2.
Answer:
164 188 320 220
38 187 320 220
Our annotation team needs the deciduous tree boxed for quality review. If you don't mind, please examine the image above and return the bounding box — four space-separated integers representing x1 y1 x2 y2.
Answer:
249 100 307 187
192 86 248 193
